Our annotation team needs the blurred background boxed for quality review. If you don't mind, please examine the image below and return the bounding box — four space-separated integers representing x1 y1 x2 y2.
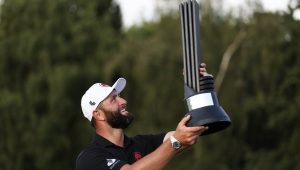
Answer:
0 0 299 169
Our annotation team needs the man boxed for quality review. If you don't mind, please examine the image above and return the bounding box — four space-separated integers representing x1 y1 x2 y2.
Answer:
76 63 209 170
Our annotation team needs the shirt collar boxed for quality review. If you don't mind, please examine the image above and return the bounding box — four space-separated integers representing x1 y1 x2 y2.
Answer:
93 133 132 148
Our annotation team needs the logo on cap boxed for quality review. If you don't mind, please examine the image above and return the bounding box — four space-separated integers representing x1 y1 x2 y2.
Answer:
99 83 109 87
89 101 96 106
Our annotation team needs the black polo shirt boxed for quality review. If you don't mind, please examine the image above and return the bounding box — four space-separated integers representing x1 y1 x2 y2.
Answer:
76 133 166 170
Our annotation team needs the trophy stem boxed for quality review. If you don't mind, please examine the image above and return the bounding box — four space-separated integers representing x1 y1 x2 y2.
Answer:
180 0 201 93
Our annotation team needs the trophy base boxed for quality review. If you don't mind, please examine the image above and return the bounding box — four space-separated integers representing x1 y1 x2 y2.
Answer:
186 105 231 136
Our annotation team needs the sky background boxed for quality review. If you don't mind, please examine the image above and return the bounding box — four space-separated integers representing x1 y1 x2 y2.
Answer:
115 0 294 28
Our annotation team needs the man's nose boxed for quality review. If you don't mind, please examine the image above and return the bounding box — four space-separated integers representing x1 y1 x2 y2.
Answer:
117 96 127 105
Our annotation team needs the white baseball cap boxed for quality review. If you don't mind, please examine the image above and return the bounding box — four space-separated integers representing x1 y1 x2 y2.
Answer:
81 78 126 121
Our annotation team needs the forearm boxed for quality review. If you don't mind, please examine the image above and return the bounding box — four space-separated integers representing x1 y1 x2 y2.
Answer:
121 115 207 170
121 139 178 170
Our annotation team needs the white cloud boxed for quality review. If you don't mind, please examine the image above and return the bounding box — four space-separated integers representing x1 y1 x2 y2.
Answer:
115 0 158 28
115 0 293 28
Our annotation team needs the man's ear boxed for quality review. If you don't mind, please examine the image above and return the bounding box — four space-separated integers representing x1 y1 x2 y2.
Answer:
92 109 105 121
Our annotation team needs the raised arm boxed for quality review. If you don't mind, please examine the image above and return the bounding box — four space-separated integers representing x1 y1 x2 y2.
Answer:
121 115 208 170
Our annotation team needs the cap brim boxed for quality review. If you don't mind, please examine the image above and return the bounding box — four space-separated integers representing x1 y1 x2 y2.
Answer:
112 78 126 94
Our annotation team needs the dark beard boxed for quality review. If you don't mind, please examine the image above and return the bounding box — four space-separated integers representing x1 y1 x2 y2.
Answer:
101 107 134 129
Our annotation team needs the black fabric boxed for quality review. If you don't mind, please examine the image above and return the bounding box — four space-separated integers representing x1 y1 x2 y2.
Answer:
76 133 165 170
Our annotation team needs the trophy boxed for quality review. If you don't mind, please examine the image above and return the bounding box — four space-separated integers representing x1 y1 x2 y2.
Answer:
179 0 231 136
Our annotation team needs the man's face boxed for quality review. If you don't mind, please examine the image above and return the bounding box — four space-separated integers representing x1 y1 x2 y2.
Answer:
98 90 134 129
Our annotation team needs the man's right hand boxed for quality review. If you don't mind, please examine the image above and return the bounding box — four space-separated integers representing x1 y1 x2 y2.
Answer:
173 115 208 148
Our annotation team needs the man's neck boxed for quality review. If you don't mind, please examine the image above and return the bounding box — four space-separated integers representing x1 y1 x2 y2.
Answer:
95 126 125 147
